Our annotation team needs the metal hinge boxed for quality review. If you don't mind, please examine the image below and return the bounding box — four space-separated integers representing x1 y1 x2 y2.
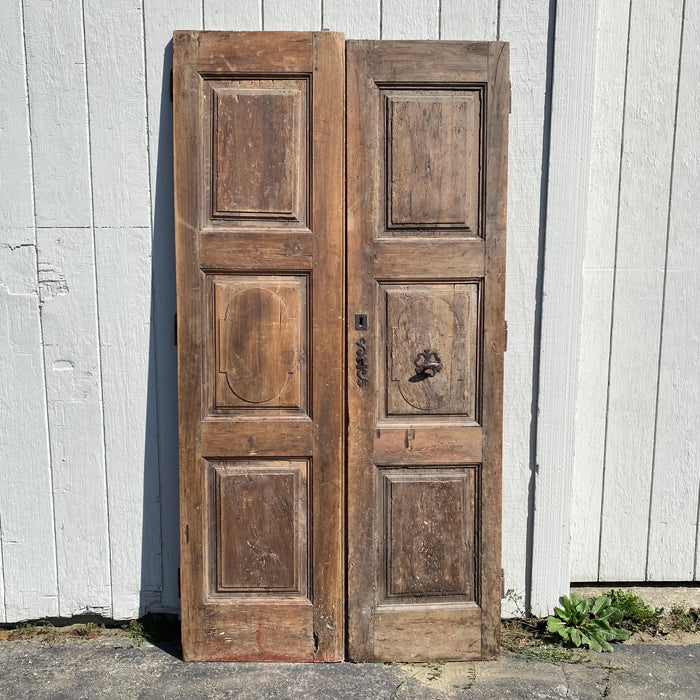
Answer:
177 567 181 599
170 68 173 102
174 313 177 346
504 321 508 352
501 568 505 598
509 82 512 113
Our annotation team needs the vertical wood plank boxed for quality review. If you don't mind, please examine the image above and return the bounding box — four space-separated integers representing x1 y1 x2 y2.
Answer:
569 0 630 582
440 0 498 40
83 0 161 619
95 228 162 616
264 0 321 30
497 0 551 612
143 0 202 612
203 0 261 30
382 0 439 39
83 0 151 229
23 0 112 617
0 533 4 622
647 1 699 582
599 0 684 582
0 0 57 623
37 227 111 617
0 245 58 622
22 0 91 227
323 0 379 38
2 0 35 236
531 0 598 615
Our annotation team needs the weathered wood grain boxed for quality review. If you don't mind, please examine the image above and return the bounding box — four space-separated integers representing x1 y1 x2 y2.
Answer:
143 0 202 613
599 0 684 582
498 0 551 612
382 0 438 39
175 30 344 662
346 40 507 661
0 0 57 623
647 0 700 581
531 0 598 615
569 0 630 582
373 604 481 661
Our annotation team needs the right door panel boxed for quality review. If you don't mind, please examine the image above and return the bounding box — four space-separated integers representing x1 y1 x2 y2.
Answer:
346 41 509 661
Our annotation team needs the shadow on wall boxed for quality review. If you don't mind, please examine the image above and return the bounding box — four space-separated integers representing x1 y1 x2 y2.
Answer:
143 39 180 617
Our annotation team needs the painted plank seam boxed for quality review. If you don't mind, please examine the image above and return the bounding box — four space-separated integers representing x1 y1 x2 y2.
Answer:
531 0 599 616
647 0 700 582
598 0 685 582
570 0 630 583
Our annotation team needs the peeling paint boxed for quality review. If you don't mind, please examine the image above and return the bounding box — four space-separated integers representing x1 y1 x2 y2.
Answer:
37 263 69 302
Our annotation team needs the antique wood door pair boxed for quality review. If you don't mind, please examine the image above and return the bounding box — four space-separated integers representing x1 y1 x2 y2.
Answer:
173 31 508 662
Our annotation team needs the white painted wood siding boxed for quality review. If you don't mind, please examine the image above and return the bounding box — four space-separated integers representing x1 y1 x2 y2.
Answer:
569 0 700 586
2 0 698 623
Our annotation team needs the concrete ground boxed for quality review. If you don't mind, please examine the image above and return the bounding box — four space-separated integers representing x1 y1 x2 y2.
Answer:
1 637 699 699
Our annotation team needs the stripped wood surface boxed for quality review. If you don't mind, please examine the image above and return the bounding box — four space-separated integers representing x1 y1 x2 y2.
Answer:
0 0 559 623
3 0 699 625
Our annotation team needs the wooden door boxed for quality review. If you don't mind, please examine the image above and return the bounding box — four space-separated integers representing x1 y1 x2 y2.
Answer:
173 31 344 662
346 41 509 661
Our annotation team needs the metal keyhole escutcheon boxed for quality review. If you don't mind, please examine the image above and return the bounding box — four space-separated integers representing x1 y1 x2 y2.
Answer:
414 348 443 377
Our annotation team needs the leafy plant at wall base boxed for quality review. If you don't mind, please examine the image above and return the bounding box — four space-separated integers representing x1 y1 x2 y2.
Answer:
546 594 631 652
605 589 662 632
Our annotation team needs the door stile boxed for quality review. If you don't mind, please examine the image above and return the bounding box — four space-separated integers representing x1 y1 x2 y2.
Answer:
174 31 345 662
346 40 509 661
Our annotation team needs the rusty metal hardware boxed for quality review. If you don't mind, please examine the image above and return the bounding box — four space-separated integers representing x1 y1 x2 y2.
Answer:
414 348 442 377
356 337 369 387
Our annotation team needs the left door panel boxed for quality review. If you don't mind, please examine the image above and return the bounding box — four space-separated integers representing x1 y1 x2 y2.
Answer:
173 31 345 662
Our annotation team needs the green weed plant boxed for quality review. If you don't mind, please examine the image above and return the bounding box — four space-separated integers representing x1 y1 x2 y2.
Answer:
547 593 630 652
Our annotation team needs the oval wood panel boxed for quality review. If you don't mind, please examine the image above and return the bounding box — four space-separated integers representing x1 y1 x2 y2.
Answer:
386 283 478 418
390 295 458 412
219 286 295 404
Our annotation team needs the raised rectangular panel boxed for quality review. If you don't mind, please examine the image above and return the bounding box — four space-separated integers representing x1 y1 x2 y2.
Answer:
380 467 476 601
206 460 309 596
385 89 482 234
382 283 479 420
208 79 308 225
210 274 308 414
